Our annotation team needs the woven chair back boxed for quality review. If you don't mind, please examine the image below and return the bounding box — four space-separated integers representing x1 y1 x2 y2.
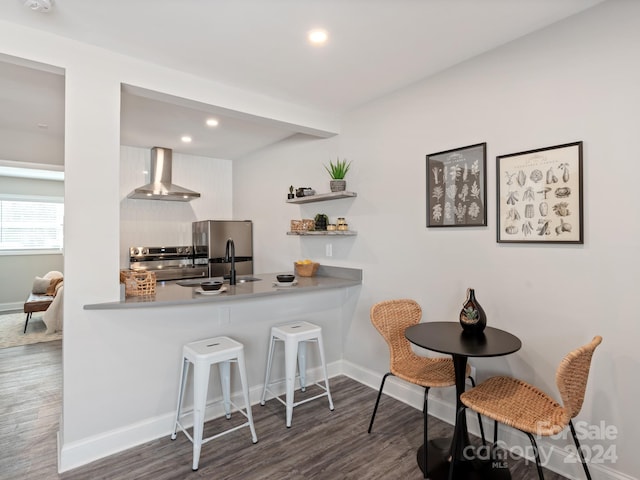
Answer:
555 336 602 419
370 299 422 371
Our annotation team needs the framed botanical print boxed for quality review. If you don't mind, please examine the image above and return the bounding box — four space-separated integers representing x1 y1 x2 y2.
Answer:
496 141 583 243
426 143 487 227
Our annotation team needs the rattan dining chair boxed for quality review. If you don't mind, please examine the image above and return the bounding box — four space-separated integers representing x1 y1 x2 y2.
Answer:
367 299 485 478
459 335 602 480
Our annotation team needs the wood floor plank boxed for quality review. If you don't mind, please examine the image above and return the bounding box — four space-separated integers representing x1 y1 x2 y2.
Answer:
0 341 62 480
0 341 571 479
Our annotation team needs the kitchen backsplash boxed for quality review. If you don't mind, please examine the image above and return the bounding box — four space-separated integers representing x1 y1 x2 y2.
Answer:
119 145 233 267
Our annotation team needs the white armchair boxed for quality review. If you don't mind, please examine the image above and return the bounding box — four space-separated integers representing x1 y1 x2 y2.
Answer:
24 270 63 334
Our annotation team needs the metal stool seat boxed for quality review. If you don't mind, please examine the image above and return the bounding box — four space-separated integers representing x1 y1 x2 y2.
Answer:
171 336 258 470
260 321 334 427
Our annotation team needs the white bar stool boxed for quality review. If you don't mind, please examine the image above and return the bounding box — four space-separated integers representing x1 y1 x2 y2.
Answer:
260 321 334 427
171 336 258 471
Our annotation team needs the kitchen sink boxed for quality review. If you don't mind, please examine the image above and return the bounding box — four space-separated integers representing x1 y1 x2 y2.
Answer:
176 276 262 287
232 276 262 283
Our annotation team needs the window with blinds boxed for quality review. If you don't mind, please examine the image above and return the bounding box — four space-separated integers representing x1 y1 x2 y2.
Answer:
0 197 64 251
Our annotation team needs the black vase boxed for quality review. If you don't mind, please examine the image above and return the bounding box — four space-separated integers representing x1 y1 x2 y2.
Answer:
459 288 487 335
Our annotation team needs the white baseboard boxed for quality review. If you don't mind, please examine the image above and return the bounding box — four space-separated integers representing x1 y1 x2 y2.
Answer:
59 360 635 480
0 302 23 313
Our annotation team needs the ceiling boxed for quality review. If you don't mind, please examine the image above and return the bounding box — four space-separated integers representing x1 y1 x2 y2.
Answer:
0 0 605 167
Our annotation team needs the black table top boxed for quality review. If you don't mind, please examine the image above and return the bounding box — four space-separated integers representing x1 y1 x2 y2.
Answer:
405 321 522 358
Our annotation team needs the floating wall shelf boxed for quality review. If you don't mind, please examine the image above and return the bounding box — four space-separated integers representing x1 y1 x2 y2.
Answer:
287 190 358 236
286 191 357 204
286 230 357 236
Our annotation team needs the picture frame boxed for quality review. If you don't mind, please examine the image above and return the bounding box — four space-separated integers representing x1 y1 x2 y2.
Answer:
426 142 487 227
496 141 583 244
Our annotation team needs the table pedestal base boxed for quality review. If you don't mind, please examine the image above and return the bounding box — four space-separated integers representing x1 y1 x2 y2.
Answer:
417 441 512 480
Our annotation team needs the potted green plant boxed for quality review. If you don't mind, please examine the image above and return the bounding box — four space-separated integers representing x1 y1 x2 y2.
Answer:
314 213 328 231
324 158 351 192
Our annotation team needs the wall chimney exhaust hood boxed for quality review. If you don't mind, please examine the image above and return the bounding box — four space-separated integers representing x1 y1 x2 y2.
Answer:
127 147 200 201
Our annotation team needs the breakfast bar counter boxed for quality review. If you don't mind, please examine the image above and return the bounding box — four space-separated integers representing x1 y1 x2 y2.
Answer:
84 265 362 310
70 265 361 472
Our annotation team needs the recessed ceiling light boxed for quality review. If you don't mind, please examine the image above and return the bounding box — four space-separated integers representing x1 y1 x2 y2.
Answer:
206 118 219 127
181 136 192 143
308 29 328 45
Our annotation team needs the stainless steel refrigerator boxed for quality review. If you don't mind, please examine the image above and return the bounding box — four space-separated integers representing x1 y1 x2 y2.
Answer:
192 220 253 278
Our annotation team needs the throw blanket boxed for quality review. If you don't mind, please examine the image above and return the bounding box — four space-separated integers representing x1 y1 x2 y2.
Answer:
46 276 63 295
43 284 63 333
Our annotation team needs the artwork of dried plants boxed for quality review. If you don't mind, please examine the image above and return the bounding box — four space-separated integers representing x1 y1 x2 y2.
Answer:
426 143 487 227
497 141 583 244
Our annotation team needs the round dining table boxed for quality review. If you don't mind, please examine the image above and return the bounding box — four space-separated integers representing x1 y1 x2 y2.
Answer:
405 321 522 480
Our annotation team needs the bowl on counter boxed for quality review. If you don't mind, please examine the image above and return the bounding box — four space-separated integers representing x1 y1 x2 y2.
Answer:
201 281 223 291
276 274 296 283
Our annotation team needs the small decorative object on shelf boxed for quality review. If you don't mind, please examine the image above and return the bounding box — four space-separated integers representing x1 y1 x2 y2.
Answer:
336 217 348 231
296 187 315 197
288 185 295 200
290 219 315 232
314 213 328 231
324 157 351 192
459 288 486 335
330 180 346 192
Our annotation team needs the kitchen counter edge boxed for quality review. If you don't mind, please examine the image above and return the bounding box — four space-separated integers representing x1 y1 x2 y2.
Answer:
84 266 362 310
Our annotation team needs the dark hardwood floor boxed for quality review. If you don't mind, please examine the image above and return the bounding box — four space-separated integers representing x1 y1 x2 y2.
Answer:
1 341 570 479
1 341 62 480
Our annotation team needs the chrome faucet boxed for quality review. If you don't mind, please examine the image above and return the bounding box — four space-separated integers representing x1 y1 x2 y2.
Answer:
224 238 236 285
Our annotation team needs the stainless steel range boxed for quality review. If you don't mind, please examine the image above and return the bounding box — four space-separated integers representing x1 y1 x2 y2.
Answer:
128 246 208 281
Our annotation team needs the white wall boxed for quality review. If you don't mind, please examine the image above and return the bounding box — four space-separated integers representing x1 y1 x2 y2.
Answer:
233 133 342 275
234 2 639 479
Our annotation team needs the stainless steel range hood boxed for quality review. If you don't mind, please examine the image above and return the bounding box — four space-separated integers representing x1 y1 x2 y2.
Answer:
127 147 200 201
